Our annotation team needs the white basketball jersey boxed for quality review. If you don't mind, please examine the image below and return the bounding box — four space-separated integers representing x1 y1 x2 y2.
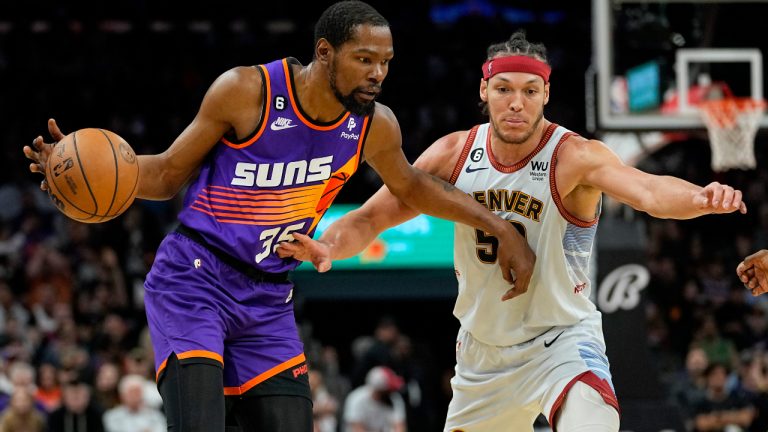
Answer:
451 123 599 347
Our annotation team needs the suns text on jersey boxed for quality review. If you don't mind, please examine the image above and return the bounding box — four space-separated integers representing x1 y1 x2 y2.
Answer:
472 189 543 222
231 156 333 187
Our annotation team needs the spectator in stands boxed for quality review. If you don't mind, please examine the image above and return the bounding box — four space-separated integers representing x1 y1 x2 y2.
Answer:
92 362 120 411
670 347 710 426
352 316 401 387
47 378 104 432
103 374 165 432
692 363 754 432
0 389 45 432
34 363 61 413
309 369 338 432
343 366 406 432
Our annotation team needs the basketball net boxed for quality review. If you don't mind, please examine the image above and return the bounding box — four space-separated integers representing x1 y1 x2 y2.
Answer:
698 96 765 171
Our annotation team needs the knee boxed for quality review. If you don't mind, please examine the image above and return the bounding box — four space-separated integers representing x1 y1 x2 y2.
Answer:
555 381 619 432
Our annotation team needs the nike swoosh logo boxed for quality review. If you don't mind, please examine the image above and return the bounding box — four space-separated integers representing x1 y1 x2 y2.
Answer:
543 331 565 348
270 122 298 131
465 165 488 173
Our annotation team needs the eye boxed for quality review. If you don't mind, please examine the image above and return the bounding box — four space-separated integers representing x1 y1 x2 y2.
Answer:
381 59 390 66
358 57 371 64
527 89 538 95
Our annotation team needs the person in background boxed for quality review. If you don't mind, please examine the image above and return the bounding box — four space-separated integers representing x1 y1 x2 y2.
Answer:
343 366 406 432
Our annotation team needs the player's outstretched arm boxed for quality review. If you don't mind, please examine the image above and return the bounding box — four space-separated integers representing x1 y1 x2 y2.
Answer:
24 67 264 202
565 137 747 219
737 249 768 296
276 184 418 272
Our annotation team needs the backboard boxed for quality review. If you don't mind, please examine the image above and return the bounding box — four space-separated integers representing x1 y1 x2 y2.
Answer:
590 0 768 132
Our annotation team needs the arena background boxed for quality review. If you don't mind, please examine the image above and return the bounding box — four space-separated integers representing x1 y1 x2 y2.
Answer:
0 1 766 431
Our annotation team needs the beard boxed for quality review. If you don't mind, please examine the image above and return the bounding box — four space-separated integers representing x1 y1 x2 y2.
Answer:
329 62 378 116
490 104 545 145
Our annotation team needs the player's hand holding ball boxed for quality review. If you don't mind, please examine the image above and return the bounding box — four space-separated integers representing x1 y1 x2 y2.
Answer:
24 119 139 223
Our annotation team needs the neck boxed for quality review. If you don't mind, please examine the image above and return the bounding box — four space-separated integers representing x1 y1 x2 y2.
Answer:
294 61 345 122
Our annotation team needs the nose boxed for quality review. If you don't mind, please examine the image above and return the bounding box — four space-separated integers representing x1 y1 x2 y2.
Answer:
368 64 386 83
508 92 523 112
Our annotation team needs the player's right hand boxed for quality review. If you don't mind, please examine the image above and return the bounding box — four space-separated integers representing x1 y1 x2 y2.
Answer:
497 227 536 301
276 232 333 273
737 249 768 296
23 118 66 191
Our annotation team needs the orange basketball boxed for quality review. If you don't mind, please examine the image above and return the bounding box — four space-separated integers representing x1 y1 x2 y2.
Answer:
45 128 139 223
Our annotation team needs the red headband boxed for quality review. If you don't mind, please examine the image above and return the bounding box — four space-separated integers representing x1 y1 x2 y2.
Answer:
482 56 551 83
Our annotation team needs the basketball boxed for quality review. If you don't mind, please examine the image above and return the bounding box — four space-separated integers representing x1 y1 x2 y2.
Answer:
45 128 139 223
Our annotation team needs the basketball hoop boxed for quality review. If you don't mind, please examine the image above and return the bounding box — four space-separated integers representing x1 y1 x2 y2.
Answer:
699 96 765 171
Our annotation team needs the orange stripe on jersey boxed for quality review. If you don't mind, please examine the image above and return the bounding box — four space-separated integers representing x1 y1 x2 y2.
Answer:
195 200 315 217
203 187 320 203
352 116 370 171
305 155 359 233
223 353 306 396
156 350 225 381
208 184 319 196
177 350 224 365
192 202 315 224
155 358 168 382
199 197 315 213
222 64 271 149
282 59 350 130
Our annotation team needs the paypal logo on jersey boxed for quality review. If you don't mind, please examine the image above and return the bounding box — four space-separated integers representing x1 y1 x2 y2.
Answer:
231 156 333 187
341 117 359 140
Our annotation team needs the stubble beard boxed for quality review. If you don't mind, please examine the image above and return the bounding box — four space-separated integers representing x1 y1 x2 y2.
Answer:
490 106 545 145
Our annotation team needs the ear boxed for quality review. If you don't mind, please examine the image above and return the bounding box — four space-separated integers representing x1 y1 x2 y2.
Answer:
316 38 332 65
479 78 489 103
543 82 550 105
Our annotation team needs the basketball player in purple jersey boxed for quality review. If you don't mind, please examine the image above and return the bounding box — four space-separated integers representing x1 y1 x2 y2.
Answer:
23 2 534 430
279 31 748 432
738 249 768 295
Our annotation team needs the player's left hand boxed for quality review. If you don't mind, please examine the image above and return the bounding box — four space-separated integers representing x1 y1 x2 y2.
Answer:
694 181 747 214
737 249 768 296
276 233 332 272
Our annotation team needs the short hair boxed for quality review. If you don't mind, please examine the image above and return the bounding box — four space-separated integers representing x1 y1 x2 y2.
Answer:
479 30 549 115
117 374 145 395
314 1 389 52
485 30 548 63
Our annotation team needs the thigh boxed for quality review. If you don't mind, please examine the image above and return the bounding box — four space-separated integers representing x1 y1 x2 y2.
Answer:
555 381 620 432
145 233 227 375
159 354 225 432
445 329 539 432
229 395 313 432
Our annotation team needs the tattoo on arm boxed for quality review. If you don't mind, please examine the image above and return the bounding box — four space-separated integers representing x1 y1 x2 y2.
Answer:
430 174 456 192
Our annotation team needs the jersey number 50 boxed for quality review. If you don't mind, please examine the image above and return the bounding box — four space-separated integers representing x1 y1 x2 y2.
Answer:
474 220 527 264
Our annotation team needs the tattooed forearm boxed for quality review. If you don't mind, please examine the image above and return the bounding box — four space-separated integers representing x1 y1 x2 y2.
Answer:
430 174 457 192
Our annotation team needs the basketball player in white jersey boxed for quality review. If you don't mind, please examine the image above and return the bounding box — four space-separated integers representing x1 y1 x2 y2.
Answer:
278 31 748 431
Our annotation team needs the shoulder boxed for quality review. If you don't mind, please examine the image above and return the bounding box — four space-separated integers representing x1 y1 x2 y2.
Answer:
209 66 264 98
556 134 616 166
369 102 398 133
413 129 475 180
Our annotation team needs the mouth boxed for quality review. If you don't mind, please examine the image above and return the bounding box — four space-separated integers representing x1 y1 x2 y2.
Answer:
355 90 379 102
503 117 526 126
355 87 381 102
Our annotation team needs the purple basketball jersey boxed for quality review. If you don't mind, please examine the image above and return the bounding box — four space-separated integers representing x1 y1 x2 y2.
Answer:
178 58 370 273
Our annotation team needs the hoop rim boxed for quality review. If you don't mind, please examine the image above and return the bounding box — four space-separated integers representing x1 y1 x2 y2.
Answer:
698 97 766 128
